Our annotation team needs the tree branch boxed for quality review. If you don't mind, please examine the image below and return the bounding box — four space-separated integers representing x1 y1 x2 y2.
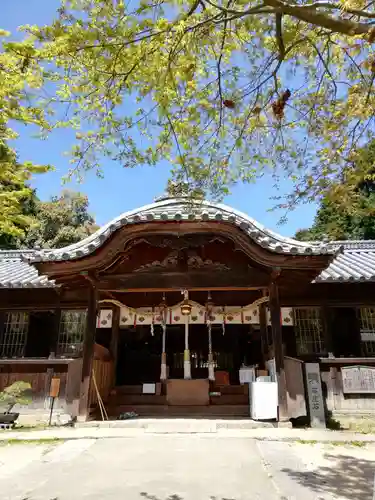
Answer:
203 0 372 35
275 13 285 61
263 0 370 35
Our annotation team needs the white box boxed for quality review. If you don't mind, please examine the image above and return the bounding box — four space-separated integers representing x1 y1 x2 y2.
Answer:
250 381 278 420
142 383 156 394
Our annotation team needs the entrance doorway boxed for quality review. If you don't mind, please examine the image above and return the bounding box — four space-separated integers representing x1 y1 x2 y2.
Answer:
116 326 162 385
115 324 262 386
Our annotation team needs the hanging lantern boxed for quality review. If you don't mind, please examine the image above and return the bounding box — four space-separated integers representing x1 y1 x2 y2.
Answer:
180 289 192 316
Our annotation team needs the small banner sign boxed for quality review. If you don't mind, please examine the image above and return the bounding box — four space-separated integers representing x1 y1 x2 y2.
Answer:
49 377 60 398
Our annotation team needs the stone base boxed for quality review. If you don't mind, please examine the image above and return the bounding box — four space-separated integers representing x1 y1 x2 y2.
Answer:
276 420 293 429
330 414 375 432
16 410 72 427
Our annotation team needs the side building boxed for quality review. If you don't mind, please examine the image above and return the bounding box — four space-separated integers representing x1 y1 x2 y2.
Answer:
0 197 374 424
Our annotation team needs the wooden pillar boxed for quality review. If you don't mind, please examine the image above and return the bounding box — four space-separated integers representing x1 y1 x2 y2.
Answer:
0 311 5 355
78 283 98 421
110 306 120 385
269 280 289 422
50 307 61 357
321 306 334 357
49 290 62 357
259 302 268 366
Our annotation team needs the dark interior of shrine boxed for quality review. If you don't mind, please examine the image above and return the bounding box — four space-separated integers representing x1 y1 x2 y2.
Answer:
115 324 263 386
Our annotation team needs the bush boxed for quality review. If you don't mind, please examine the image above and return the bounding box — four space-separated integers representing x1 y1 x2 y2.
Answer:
0 381 32 413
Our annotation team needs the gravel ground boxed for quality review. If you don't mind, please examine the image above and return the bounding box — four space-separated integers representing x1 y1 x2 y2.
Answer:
0 436 374 500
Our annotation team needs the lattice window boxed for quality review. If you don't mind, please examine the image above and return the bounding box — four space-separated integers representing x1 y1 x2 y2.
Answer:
293 308 325 355
0 312 29 358
358 307 375 356
57 310 87 357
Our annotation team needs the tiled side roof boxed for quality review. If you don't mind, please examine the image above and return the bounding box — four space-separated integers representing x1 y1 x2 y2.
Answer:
0 251 55 288
315 241 375 282
22 198 335 263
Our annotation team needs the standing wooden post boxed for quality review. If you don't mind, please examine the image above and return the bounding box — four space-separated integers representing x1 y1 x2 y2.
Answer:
321 306 334 357
110 306 120 386
78 283 98 421
259 302 268 366
0 311 5 356
50 292 61 357
269 279 289 422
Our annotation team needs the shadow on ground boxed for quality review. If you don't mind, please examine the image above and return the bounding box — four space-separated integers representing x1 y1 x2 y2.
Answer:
282 453 375 500
140 494 236 500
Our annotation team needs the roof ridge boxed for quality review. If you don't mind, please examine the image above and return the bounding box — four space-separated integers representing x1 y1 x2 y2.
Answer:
24 198 336 263
0 249 37 259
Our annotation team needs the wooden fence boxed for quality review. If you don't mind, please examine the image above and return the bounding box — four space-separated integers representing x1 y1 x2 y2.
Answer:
89 359 114 408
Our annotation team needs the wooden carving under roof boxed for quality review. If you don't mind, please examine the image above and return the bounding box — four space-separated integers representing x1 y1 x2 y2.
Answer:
133 250 230 274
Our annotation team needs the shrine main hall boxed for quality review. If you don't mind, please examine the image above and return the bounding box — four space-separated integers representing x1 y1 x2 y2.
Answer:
1 197 375 423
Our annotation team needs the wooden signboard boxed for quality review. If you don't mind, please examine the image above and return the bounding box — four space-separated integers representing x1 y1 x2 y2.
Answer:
49 377 60 398
341 366 375 394
305 363 326 429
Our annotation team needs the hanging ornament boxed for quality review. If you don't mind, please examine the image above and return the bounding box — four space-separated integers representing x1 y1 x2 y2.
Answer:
222 306 226 335
151 306 154 336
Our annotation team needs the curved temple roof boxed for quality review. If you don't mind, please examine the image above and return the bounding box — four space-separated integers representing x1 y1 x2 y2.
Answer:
1 199 375 288
23 198 336 263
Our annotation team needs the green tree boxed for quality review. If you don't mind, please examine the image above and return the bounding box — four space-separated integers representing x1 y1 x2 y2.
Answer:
0 29 51 237
22 190 99 249
0 189 99 250
295 141 375 241
0 141 46 243
5 0 375 209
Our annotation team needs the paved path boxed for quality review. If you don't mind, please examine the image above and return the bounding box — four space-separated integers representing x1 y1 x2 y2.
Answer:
0 435 375 500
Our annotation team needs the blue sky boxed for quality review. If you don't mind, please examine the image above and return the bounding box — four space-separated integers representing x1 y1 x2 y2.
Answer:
2 0 317 236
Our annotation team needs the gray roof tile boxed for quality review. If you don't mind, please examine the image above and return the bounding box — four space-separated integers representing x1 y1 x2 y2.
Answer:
315 243 375 282
0 251 55 288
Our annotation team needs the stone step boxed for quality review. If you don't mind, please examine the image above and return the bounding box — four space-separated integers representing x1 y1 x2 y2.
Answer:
106 404 250 418
78 417 277 430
